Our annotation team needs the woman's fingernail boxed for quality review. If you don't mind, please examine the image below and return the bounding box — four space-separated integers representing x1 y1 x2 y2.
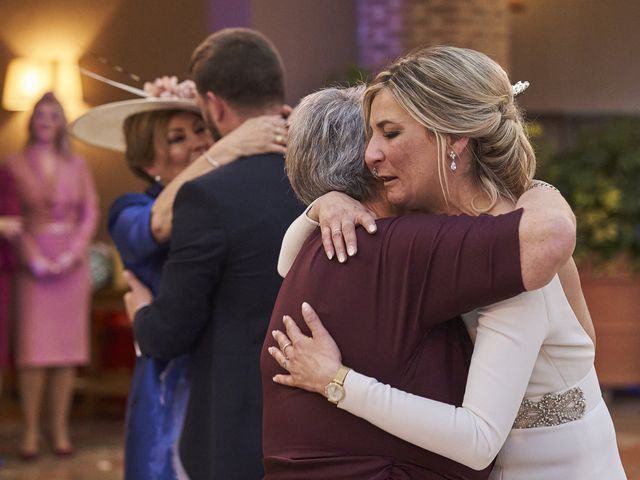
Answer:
272 330 277 338
347 245 356 256
268 347 274 354
302 302 310 312
327 251 334 260
367 224 377 233
338 253 346 263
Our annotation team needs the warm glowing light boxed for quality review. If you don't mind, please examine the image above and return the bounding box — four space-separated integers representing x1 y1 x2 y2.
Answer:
2 58 52 111
2 57 87 116
53 60 86 117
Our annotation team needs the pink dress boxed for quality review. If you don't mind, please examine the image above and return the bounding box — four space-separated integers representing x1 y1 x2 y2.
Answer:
0 166 21 369
7 150 98 367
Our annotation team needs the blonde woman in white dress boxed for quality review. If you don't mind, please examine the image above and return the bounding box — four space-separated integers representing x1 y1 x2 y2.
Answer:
270 46 626 479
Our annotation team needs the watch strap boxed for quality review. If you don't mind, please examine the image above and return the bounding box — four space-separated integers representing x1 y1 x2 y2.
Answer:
333 365 351 386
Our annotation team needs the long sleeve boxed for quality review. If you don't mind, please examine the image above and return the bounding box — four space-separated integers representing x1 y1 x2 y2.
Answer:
133 179 227 360
277 208 317 277
0 167 21 217
338 289 550 470
18 232 42 265
0 167 21 271
108 195 166 266
67 157 99 261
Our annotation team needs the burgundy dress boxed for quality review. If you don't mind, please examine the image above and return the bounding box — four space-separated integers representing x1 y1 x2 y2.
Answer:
7 150 98 367
0 167 21 369
261 211 524 479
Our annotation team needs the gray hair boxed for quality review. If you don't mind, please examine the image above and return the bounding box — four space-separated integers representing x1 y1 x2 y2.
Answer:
286 85 374 205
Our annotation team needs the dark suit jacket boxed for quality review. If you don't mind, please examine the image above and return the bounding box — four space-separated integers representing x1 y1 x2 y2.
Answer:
134 153 303 480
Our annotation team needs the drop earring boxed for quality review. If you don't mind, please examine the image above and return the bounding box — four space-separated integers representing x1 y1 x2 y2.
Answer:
448 151 458 172
154 175 162 183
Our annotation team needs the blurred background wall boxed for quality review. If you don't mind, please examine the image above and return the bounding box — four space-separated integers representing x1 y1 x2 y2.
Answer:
0 0 359 240
0 0 637 241
1 2 640 471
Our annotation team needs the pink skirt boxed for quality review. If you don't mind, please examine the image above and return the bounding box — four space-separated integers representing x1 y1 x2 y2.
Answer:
15 232 90 367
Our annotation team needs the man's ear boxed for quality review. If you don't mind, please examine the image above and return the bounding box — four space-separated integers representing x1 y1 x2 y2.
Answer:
206 91 225 123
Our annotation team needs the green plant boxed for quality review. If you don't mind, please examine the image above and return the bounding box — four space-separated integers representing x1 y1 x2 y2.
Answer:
537 118 640 268
343 64 372 86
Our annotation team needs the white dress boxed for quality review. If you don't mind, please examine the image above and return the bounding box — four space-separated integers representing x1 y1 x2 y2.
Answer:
338 278 626 479
279 213 627 480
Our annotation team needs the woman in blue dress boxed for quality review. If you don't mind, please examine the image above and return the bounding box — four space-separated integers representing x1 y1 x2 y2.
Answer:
71 77 288 479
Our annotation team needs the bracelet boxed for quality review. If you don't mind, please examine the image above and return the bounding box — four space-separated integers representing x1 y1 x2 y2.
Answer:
528 179 559 192
203 151 221 169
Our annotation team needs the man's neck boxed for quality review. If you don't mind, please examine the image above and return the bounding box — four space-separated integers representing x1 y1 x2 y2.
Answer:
224 103 283 135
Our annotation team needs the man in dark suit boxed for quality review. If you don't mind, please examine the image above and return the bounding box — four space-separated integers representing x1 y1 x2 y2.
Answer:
124 28 303 479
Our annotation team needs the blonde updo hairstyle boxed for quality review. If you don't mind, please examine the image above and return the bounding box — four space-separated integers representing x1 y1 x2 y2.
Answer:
363 45 536 212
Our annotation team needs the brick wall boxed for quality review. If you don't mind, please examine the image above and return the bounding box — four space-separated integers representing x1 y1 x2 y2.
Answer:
357 0 510 74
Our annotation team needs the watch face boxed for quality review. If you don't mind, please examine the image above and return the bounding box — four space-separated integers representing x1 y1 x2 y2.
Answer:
326 382 345 403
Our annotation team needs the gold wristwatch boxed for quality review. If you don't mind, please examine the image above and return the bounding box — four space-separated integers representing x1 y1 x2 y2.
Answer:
324 366 351 405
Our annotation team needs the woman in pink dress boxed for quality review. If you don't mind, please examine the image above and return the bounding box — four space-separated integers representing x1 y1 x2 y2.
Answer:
6 92 98 459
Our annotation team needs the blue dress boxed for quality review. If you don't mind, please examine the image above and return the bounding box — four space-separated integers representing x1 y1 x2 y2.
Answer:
108 182 190 480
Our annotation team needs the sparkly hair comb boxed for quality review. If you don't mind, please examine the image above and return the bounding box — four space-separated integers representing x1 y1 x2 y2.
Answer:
512 81 530 97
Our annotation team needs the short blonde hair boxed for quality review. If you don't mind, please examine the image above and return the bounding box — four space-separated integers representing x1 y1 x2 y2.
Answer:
364 45 536 212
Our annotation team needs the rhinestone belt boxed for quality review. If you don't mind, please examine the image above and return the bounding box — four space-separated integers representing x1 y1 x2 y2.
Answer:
512 387 586 429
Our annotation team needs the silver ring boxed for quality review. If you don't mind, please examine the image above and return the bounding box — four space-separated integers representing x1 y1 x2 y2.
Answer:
281 341 292 358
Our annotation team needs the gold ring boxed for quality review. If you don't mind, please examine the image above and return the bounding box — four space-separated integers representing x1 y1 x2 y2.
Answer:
281 341 293 358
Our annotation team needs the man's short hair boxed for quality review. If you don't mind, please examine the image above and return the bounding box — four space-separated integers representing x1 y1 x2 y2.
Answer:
189 28 285 111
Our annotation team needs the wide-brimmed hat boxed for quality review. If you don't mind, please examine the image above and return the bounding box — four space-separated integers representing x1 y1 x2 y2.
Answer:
69 97 200 152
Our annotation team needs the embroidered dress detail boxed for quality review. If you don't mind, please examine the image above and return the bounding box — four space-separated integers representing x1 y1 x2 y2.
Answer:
513 387 586 429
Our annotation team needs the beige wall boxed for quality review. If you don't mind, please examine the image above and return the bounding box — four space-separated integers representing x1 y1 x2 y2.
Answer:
510 0 640 114
251 0 358 105
0 0 359 241
4 0 634 243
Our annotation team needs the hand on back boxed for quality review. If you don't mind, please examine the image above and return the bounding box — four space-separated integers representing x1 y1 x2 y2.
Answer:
216 114 289 160
308 191 378 263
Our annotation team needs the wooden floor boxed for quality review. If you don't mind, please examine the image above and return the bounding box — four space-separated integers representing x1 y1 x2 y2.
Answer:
1 392 640 479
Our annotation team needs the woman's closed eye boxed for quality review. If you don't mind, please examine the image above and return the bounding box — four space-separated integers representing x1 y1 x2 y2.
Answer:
383 130 400 139
167 133 186 145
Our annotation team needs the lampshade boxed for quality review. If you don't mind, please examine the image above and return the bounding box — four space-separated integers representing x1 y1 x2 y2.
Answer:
2 57 52 111
53 61 83 103
2 57 84 113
